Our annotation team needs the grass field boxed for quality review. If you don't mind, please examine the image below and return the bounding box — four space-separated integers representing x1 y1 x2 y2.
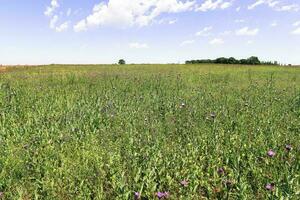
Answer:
0 64 299 199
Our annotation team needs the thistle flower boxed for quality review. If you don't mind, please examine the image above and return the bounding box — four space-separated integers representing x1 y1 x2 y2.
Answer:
156 192 164 199
156 191 169 199
265 183 275 191
267 150 276 157
217 167 225 175
134 192 141 199
180 180 189 187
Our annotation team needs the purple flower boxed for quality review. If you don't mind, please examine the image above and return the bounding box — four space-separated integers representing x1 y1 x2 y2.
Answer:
156 192 169 199
156 192 164 199
285 144 292 151
265 183 275 191
217 167 225 175
267 150 276 157
134 192 141 199
180 180 189 187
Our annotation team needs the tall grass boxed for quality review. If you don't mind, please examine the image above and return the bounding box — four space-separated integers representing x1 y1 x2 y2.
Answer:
0 64 299 199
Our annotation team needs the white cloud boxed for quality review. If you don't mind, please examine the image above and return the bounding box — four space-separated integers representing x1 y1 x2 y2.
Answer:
44 0 60 16
45 0 68 32
50 15 58 29
180 40 195 46
236 6 241 11
74 0 195 31
195 26 213 36
276 4 300 11
220 1 233 9
236 27 259 36
248 0 265 10
291 27 300 35
247 40 254 45
248 0 299 12
196 0 233 12
248 0 279 10
129 42 149 49
49 15 69 32
293 21 300 27
74 20 88 32
157 18 178 25
209 38 224 45
55 22 69 32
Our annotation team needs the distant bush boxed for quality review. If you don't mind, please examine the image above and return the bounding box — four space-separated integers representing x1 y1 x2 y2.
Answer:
186 57 279 65
118 59 126 65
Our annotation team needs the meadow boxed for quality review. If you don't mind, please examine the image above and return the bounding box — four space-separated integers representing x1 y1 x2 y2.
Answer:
0 64 299 199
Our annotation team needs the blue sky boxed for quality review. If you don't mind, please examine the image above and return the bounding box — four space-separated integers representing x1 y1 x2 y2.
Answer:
1 0 300 65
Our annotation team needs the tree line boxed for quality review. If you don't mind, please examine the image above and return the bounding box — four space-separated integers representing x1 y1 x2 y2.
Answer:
185 56 278 65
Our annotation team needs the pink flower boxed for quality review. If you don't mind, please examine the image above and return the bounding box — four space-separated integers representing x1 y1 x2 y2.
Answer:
156 192 169 199
217 167 225 175
265 183 275 191
267 150 276 157
134 192 141 199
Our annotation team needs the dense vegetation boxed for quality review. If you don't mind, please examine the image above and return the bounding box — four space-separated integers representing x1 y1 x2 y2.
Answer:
185 57 278 65
118 59 126 65
0 64 299 199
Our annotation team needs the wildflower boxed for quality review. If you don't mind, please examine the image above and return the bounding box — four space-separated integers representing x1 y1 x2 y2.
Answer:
156 191 169 199
0 192 3 198
156 192 165 199
180 180 189 187
267 150 276 157
217 167 225 176
265 183 275 191
285 144 292 152
134 192 141 199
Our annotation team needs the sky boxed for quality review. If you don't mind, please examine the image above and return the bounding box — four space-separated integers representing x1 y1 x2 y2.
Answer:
0 0 300 65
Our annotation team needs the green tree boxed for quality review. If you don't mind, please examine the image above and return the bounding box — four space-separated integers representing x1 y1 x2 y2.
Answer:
247 56 261 65
118 59 126 65
228 57 238 64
